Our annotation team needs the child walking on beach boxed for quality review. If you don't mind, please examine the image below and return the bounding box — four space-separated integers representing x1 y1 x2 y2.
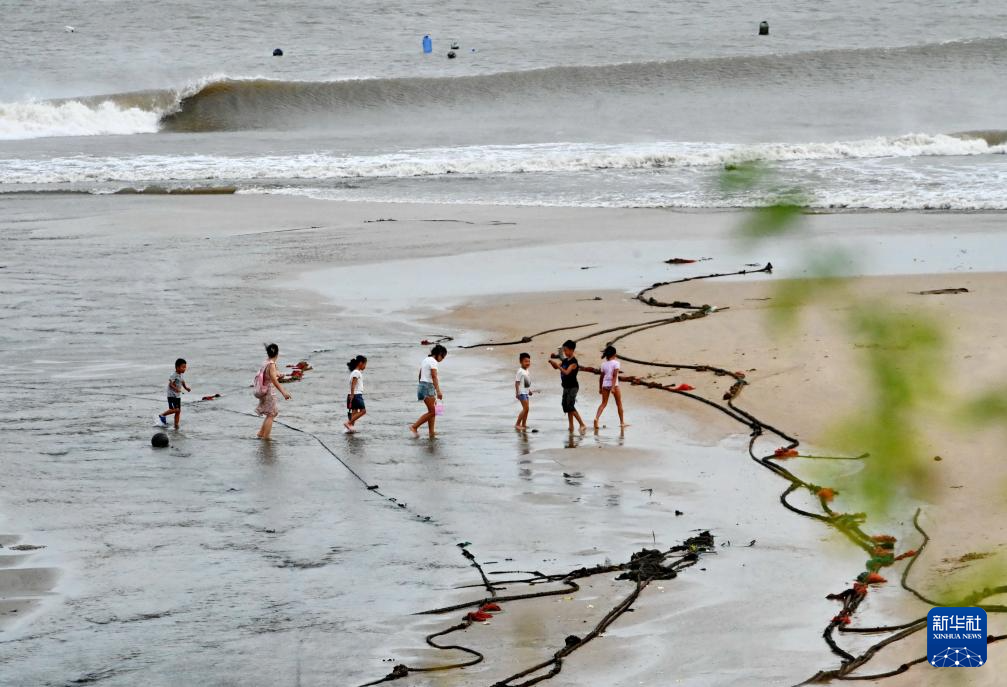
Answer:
594 345 628 429
345 355 367 433
254 343 292 440
514 352 532 430
158 358 191 429
549 340 587 433
410 344 446 438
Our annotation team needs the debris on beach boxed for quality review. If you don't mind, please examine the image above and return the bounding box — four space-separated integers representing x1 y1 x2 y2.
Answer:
915 287 969 295
664 257 712 264
201 394 221 401
857 572 887 585
370 532 716 686
870 534 896 543
276 361 314 383
816 487 837 502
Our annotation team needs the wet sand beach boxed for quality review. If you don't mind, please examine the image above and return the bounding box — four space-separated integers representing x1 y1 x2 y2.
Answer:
2 194 1006 685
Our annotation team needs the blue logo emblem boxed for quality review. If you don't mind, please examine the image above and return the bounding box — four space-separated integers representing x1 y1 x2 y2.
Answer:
928 607 987 667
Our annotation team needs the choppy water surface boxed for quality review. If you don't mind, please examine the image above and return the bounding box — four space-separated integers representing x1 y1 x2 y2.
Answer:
1 1 1006 208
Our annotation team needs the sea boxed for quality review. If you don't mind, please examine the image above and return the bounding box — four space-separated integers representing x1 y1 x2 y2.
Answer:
1 0 1006 209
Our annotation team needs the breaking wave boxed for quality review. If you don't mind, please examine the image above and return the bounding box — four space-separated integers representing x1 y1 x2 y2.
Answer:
0 99 160 140
1 135 1004 184
1 36 1005 139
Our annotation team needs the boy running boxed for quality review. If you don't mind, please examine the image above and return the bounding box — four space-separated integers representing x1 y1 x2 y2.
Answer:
158 358 191 429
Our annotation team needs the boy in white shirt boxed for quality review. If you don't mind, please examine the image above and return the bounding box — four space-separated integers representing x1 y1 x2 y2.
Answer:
514 352 532 430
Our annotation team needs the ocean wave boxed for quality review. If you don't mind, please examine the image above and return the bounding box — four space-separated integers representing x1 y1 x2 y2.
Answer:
1 135 1004 185
157 37 1007 132
2 36 1005 139
0 99 160 140
236 185 1007 212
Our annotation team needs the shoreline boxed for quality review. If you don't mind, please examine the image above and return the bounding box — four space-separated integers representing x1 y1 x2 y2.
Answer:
9 189 1007 215
3 193 1006 685
440 267 1007 684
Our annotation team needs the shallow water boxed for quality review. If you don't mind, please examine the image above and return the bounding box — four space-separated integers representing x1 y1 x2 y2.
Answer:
0 196 910 685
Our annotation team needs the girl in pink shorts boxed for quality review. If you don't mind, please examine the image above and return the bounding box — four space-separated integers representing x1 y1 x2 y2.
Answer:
594 345 627 429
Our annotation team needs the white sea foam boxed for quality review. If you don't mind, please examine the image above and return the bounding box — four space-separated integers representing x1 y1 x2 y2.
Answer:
0 100 161 140
1 135 1004 182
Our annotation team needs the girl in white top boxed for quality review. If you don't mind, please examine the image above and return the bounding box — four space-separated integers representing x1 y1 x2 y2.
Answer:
594 345 628 430
514 352 532 430
410 344 446 438
344 355 367 433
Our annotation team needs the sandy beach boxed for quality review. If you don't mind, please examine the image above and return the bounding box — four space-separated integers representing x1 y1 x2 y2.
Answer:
2 193 1005 685
6 1 1007 682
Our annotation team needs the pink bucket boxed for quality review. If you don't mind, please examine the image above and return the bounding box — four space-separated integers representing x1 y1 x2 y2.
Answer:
435 402 445 416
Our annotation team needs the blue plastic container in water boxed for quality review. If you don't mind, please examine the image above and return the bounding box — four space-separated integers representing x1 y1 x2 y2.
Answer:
422 35 432 53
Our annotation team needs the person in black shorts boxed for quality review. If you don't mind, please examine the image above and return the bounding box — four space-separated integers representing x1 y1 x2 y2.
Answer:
344 355 368 433
158 358 191 430
549 340 587 434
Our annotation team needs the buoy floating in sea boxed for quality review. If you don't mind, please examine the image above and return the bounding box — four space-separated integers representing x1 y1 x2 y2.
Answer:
273 48 283 56
422 34 432 53
151 432 169 448
759 21 769 36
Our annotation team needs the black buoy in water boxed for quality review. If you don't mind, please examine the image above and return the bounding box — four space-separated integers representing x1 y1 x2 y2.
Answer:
759 21 769 36
152 432 170 448
273 48 284 56
447 50 456 59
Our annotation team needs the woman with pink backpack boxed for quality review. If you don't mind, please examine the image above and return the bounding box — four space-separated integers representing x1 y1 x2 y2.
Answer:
253 343 292 440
